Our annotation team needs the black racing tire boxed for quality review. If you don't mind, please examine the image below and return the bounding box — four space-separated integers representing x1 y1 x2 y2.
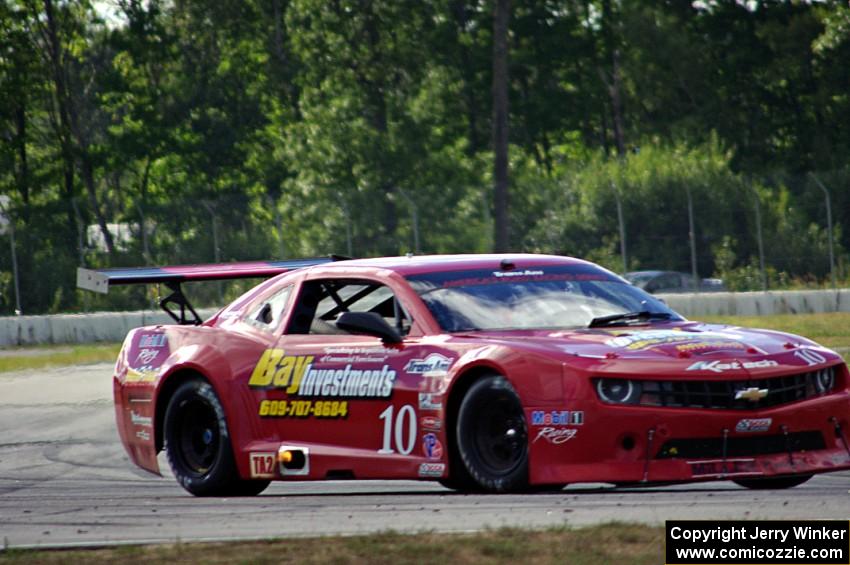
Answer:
456 375 529 493
164 378 269 497
732 475 813 490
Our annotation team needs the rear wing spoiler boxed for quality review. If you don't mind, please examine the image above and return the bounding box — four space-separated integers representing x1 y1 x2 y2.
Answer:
77 257 343 325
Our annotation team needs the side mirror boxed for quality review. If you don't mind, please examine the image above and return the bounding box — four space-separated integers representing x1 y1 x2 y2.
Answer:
336 312 402 344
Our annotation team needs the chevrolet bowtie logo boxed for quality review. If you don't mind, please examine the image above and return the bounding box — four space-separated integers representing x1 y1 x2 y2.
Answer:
735 387 769 402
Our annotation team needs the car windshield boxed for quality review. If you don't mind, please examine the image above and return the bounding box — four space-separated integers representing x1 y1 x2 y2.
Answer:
407 265 682 332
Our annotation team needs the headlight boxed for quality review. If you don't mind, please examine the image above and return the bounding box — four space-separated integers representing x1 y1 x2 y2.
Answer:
814 367 835 394
595 378 641 404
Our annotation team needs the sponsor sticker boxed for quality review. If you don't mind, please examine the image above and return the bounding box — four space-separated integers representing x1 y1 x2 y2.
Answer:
492 269 545 278
421 416 442 431
605 329 745 351
686 359 778 373
139 333 167 348
533 427 578 445
126 331 170 382
688 458 758 478
404 353 452 376
250 452 276 478
418 393 443 411
130 410 153 428
259 399 348 418
676 340 748 353
418 462 446 478
422 433 444 460
249 349 396 398
735 418 772 433
320 346 390 364
531 410 583 426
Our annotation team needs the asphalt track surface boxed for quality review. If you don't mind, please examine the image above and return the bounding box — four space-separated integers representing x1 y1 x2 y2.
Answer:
1 362 849 550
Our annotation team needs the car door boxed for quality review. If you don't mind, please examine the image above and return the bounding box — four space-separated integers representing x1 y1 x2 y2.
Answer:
247 274 453 478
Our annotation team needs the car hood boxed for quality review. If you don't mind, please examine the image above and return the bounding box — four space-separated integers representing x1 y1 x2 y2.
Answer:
453 322 838 375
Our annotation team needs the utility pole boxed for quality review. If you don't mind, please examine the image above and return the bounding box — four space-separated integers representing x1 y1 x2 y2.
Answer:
809 173 836 289
610 180 627 274
685 185 699 292
492 0 510 252
0 197 21 315
749 180 767 291
397 189 420 254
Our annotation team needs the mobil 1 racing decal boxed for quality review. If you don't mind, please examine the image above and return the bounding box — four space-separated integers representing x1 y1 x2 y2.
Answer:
250 348 397 419
126 331 169 382
530 409 583 445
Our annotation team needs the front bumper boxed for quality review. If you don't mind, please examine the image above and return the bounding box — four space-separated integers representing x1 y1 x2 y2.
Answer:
528 392 850 485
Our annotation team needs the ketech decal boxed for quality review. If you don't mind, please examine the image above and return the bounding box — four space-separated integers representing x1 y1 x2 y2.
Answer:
686 359 779 373
249 349 396 398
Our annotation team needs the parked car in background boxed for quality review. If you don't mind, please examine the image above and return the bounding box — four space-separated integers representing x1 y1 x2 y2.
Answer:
625 270 725 294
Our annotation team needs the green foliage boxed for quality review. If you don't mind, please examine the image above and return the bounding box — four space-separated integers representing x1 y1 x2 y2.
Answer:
0 0 848 313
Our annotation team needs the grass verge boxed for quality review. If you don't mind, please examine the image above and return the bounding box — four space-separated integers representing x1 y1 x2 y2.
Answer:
0 524 665 564
0 343 121 373
700 312 850 351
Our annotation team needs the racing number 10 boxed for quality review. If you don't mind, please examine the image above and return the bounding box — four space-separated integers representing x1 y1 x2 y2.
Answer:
378 405 416 455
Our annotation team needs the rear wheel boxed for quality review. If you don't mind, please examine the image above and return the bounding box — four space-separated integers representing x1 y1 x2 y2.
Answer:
733 475 813 490
164 379 269 496
456 375 528 492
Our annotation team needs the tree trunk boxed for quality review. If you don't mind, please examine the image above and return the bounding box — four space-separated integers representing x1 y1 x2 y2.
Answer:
80 152 117 255
41 0 79 251
492 0 510 252
452 1 480 155
14 104 30 222
601 0 625 157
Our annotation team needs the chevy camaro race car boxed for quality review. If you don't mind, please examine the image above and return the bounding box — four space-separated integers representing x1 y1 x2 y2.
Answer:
77 254 850 496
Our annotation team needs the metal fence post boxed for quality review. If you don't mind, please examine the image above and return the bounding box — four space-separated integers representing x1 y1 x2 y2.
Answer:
809 173 836 289
610 180 628 274
398 189 421 254
685 184 699 292
749 180 767 291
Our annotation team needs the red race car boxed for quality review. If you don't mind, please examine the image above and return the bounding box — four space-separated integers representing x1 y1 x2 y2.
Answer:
78 254 850 496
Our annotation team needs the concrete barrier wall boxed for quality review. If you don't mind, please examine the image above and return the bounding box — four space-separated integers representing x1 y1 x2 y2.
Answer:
0 308 218 347
0 290 848 346
660 289 850 317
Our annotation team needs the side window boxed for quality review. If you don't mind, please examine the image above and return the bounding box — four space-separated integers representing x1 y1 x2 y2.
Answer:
287 279 411 336
246 285 292 331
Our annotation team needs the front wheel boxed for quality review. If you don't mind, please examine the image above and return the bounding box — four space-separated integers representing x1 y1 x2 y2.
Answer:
456 375 529 492
733 475 813 490
164 378 268 496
